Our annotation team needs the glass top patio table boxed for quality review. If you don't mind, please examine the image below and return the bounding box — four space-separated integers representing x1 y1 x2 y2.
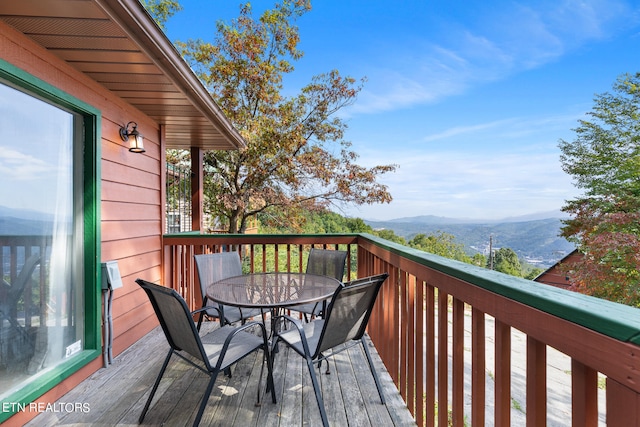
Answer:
206 272 342 309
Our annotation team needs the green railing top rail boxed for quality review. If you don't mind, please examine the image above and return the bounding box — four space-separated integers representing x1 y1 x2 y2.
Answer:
163 232 360 238
163 231 640 345
359 233 640 346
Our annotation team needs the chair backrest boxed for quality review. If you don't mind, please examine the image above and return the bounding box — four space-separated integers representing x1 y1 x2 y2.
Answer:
194 252 243 299
136 279 208 365
315 273 388 355
305 248 347 281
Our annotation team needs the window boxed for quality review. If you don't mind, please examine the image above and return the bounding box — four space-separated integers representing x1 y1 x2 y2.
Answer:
0 60 100 420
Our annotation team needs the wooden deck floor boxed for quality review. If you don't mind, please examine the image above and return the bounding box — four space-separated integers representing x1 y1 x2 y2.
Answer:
26 322 416 427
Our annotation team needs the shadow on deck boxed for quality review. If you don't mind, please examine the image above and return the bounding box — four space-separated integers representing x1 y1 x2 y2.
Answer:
26 322 416 426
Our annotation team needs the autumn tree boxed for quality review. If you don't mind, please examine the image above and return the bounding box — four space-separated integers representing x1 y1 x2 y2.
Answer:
558 72 640 306
174 1 396 233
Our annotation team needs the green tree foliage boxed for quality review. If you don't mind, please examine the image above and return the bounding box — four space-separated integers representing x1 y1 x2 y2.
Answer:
523 264 544 280
488 247 523 277
469 253 487 268
173 1 396 233
258 206 374 234
142 0 182 29
559 72 640 306
409 232 469 262
374 229 407 245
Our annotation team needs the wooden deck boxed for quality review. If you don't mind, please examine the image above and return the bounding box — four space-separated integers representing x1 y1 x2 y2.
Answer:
26 322 416 426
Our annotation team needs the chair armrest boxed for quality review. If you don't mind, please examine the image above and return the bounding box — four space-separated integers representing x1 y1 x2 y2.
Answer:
214 320 269 368
272 314 314 356
192 306 221 316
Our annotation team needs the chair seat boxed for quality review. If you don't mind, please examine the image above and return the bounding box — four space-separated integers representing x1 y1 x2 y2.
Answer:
289 301 324 317
277 319 325 356
212 305 263 325
200 325 265 370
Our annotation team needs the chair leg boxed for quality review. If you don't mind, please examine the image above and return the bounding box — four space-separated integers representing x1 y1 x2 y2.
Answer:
306 355 329 427
193 372 218 427
361 338 385 404
196 311 205 332
266 348 277 403
267 336 280 394
256 352 266 405
317 353 331 375
256 349 278 405
139 349 173 423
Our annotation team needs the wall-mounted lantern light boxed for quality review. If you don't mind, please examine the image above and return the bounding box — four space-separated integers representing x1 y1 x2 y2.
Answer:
119 121 145 153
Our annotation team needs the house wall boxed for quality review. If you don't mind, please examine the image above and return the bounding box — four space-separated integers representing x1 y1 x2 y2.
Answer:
534 251 582 290
1 21 160 425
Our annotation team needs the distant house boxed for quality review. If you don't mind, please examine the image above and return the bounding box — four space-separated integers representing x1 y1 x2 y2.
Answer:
534 249 581 290
0 1 243 424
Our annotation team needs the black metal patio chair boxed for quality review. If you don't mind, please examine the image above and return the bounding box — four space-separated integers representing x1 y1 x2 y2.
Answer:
136 278 276 427
194 252 264 329
271 273 389 427
290 248 347 321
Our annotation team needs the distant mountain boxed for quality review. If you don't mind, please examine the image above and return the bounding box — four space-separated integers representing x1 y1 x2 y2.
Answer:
383 210 568 225
365 214 574 268
0 206 53 235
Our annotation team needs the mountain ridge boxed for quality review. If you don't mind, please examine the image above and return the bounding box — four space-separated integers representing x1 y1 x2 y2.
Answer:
371 210 567 225
364 213 574 268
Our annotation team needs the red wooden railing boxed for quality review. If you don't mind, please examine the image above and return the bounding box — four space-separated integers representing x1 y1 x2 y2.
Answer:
163 232 640 427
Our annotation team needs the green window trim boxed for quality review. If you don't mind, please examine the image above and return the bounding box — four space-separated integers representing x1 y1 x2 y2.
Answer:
0 59 101 423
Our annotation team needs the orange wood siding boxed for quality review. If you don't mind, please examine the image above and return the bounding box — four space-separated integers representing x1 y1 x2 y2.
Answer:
0 19 162 421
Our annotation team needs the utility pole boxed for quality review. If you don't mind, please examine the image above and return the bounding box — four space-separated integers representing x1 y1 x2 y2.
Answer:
489 235 494 270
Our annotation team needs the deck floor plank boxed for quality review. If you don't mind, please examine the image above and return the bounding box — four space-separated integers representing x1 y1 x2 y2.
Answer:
24 322 416 427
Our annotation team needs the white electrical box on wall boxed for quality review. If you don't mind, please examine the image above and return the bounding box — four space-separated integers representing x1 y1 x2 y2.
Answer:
101 260 123 290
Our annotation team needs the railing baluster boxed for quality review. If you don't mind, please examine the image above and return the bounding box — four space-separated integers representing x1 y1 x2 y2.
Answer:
606 378 640 425
495 319 511 426
437 291 448 427
425 283 435 427
472 307 486 426
452 297 465 426
571 358 598 427
526 336 547 427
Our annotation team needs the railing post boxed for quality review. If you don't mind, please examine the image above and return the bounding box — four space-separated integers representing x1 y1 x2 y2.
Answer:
190 147 203 232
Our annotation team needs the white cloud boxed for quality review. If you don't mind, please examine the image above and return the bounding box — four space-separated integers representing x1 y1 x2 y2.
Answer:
351 0 637 115
344 148 577 220
0 147 56 180
345 116 583 220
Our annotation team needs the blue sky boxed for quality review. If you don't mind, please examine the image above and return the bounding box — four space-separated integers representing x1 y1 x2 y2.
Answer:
165 0 640 221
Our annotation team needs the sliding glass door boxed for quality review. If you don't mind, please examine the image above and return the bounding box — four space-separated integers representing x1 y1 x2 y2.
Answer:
0 64 99 412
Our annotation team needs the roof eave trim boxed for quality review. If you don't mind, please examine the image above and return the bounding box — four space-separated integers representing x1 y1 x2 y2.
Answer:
95 0 245 149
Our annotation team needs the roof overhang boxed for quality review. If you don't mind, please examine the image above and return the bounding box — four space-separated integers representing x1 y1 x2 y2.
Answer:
0 0 244 150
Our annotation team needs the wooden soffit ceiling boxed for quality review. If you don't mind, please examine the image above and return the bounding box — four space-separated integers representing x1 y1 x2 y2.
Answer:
0 0 244 150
